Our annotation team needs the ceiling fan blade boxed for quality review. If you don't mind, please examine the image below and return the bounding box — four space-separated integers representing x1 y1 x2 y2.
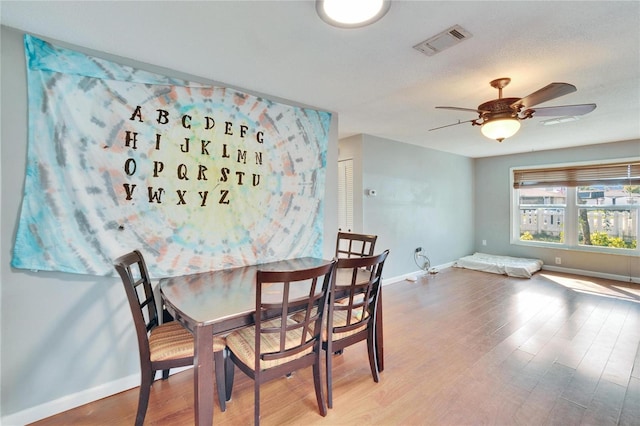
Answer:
528 103 597 117
429 119 475 131
512 82 577 109
435 106 482 113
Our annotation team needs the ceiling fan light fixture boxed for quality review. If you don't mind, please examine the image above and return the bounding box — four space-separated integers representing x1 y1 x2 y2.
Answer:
481 118 521 142
316 0 390 28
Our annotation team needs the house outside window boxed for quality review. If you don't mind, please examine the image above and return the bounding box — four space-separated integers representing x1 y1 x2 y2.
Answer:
518 187 566 244
512 159 640 255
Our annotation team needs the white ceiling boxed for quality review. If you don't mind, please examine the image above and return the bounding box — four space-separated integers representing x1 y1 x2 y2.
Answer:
2 1 639 158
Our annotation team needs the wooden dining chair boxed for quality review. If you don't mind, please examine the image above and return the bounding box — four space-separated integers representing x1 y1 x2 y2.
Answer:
225 260 337 425
114 250 230 426
332 232 379 358
325 250 389 408
335 232 378 260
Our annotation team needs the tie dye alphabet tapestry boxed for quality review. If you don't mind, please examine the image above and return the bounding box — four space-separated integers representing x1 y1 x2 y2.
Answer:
12 35 331 277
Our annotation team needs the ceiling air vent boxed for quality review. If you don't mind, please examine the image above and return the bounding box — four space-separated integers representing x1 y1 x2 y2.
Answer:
413 25 472 56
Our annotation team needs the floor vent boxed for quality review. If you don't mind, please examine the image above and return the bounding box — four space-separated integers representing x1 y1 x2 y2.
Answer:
413 25 473 56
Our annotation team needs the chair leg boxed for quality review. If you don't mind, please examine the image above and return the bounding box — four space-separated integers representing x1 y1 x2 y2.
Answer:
254 381 260 425
136 368 154 426
367 332 380 383
313 356 327 417
214 350 226 411
225 350 235 402
326 346 334 409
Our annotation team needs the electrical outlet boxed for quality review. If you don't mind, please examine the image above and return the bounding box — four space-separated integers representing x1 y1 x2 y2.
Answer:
415 247 422 253
555 257 562 265
482 240 487 246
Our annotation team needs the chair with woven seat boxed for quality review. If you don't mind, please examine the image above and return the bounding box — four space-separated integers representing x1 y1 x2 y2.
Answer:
335 232 377 261
225 260 337 425
325 250 389 408
114 250 230 426
332 232 378 359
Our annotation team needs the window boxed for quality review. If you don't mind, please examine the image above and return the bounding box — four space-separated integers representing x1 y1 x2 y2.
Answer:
512 159 640 254
517 187 566 244
577 184 637 250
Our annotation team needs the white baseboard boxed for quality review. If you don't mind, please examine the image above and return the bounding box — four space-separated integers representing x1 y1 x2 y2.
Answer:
382 262 455 286
2 374 138 426
383 263 639 285
1 367 191 426
541 265 640 284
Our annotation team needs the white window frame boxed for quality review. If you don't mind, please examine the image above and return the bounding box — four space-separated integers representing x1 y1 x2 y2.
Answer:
510 158 640 256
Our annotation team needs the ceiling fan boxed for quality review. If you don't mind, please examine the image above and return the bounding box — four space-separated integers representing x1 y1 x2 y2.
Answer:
430 77 597 142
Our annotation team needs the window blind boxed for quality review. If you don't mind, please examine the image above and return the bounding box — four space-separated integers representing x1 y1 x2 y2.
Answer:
513 160 640 188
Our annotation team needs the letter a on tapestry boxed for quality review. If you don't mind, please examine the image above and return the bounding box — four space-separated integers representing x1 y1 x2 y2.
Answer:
11 35 331 277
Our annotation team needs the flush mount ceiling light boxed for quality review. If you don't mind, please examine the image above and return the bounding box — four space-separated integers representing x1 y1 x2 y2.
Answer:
316 0 391 28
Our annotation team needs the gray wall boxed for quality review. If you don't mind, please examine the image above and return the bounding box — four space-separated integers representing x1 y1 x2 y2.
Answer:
1 25 338 422
474 139 640 280
340 134 476 278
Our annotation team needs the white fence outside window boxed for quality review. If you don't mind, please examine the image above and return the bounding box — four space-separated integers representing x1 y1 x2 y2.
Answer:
520 208 635 240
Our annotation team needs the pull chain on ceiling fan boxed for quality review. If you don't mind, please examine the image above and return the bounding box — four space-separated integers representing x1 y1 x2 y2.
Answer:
430 78 597 142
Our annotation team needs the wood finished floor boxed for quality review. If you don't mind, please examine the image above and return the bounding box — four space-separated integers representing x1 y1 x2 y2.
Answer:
30 267 640 425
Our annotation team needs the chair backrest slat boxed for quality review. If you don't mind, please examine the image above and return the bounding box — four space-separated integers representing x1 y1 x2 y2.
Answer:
255 261 336 365
335 232 377 259
114 250 159 360
330 250 389 335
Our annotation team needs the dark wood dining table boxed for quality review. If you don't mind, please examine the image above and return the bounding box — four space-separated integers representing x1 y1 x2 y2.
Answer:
159 257 384 426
